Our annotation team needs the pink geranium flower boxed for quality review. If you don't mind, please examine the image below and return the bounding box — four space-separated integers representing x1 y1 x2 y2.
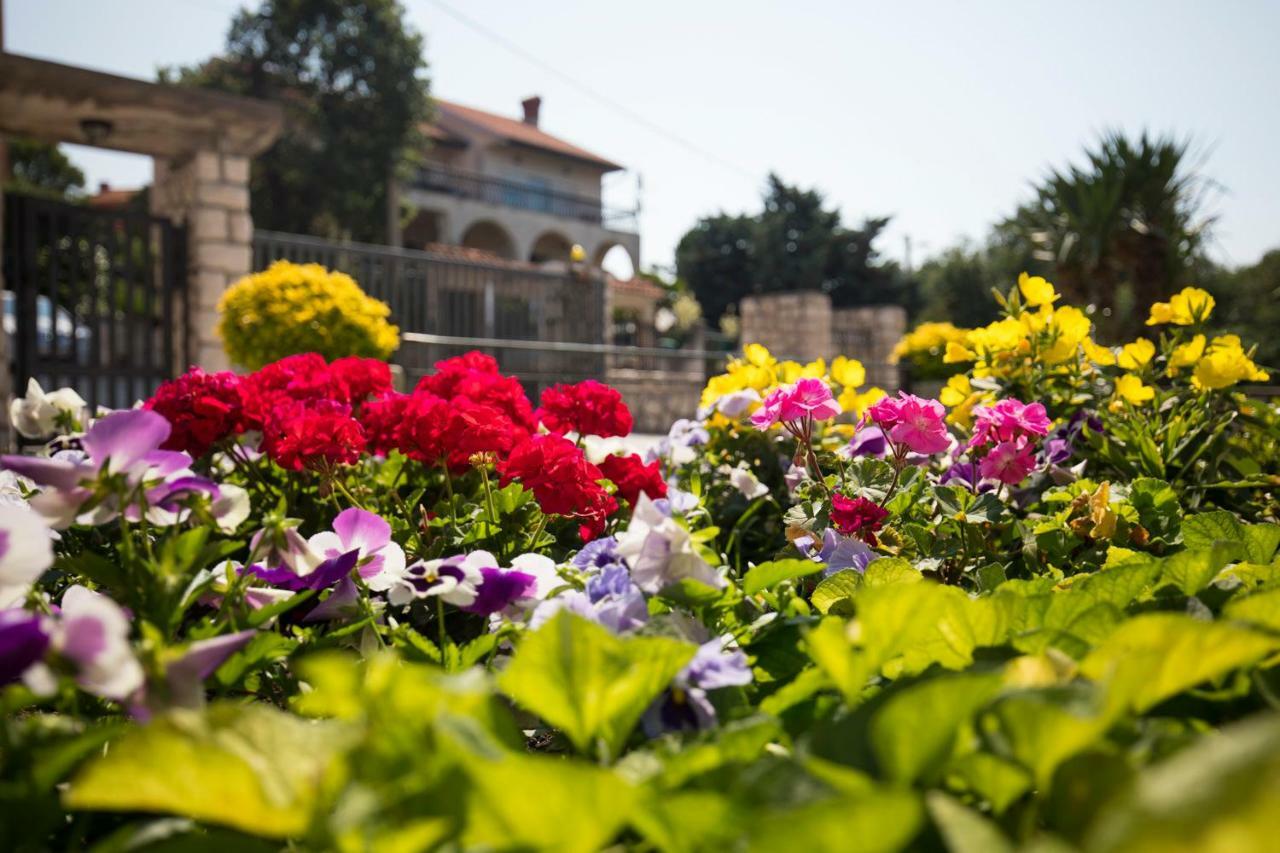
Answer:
969 399 1051 449
979 438 1037 485
866 392 950 455
750 379 841 429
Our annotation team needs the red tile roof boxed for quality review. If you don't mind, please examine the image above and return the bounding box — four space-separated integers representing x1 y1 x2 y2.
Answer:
86 184 141 209
431 99 623 172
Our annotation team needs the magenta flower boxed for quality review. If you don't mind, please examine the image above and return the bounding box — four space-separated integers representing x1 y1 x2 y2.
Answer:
979 439 1037 485
969 399 1051 449
867 392 950 455
749 379 841 429
308 508 407 594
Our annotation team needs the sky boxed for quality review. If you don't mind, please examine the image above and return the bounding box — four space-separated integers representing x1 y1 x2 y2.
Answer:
6 0 1279 277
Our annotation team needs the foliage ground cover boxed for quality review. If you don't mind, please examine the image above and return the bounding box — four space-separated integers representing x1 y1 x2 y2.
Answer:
2 271 1279 851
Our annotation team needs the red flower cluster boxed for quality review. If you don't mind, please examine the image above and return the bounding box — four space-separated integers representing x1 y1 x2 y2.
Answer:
598 453 667 507
144 367 245 457
416 352 536 431
830 494 889 545
537 380 633 438
397 393 520 472
261 399 367 471
499 434 617 540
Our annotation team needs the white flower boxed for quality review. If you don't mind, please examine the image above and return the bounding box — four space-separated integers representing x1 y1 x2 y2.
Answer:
388 553 484 608
0 503 55 608
51 585 144 700
616 494 724 594
9 379 86 439
723 464 769 499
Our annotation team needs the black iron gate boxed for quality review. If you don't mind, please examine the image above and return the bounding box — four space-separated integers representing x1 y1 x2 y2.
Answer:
3 193 187 410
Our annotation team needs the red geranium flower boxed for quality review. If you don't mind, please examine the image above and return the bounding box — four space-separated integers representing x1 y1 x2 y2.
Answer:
144 367 244 457
360 392 411 457
416 352 537 431
329 356 393 406
239 353 339 430
537 380 633 438
261 399 366 471
499 434 617 540
598 453 667 507
830 494 889 545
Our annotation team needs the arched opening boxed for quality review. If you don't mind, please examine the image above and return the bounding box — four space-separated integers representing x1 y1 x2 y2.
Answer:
402 209 444 249
596 243 636 280
459 220 516 259
529 230 573 264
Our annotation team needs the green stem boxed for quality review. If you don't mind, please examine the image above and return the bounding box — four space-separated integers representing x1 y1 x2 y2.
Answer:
526 514 549 553
480 464 499 525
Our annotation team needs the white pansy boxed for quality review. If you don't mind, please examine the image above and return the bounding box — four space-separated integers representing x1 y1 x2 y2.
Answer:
9 379 87 439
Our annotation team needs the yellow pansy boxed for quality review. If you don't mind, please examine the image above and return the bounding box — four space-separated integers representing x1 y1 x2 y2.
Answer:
743 343 775 367
838 386 887 419
1042 305 1091 363
1082 338 1117 366
830 355 866 388
1018 272 1060 307
1166 334 1206 374
1115 374 1155 405
1145 286 1216 326
1191 335 1270 391
938 374 989 429
944 340 976 363
1117 339 1156 370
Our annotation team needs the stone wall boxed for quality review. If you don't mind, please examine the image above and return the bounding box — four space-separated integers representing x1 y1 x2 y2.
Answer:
605 368 703 434
739 292 834 362
152 150 254 371
739 292 907 389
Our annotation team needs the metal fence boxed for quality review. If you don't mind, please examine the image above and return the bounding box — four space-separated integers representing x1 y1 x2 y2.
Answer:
3 192 187 410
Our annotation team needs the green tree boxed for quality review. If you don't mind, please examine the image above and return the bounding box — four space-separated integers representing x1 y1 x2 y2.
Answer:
1209 249 1280 370
675 174 908 324
163 0 431 242
4 138 85 200
1003 131 1214 340
915 244 1000 328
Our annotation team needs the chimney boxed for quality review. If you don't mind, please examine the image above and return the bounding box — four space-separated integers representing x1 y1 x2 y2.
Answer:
521 96 541 127
99 182 110 193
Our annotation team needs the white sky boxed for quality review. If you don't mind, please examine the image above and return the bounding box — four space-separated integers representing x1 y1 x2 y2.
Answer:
6 0 1279 275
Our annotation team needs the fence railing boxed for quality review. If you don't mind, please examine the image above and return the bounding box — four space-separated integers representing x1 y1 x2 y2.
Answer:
410 164 638 231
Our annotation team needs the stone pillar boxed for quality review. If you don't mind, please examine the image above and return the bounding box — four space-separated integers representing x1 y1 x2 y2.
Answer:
738 291 834 363
152 149 253 371
832 305 908 390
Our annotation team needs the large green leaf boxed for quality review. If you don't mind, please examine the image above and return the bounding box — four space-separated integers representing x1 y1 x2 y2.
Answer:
1080 613 1279 712
63 704 353 838
810 569 862 615
1156 543 1241 596
926 791 1013 853
498 612 695 760
459 752 637 853
742 558 824 595
1087 713 1280 852
1224 587 1280 632
869 673 1002 783
748 789 923 852
983 686 1116 789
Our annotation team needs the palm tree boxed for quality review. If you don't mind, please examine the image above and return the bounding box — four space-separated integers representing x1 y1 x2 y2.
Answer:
1005 132 1216 340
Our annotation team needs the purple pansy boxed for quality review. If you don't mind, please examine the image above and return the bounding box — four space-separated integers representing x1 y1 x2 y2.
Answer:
0 609 50 684
308 508 407 593
389 553 484 608
643 639 753 735
796 527 878 575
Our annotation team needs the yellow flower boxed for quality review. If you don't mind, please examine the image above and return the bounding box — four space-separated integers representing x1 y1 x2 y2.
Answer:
1082 338 1117 366
1166 334 1206 375
1191 335 1270 390
1146 287 1216 325
938 374 989 429
1018 272 1059 307
1117 339 1156 370
1041 305 1091 363
969 317 1028 355
743 343 774 368
938 374 972 408
891 322 970 363
838 386 887 419
1115 374 1155 405
830 355 866 388
944 340 976 363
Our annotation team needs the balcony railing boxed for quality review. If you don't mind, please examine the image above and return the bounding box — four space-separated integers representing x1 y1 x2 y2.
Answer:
410 164 637 231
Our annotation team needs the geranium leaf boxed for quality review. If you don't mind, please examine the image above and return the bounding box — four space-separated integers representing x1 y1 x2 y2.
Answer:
742 558 823 595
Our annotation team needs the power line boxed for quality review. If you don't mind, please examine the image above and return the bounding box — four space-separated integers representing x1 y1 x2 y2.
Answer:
421 0 758 183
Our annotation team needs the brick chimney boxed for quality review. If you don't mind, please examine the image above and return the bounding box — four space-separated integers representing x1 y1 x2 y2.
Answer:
521 95 541 127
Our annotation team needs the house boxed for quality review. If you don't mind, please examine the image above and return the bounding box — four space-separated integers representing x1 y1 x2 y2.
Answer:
397 96 640 273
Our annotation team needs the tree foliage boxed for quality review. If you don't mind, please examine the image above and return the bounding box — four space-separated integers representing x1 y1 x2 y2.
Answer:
163 0 431 242
675 174 908 324
4 138 85 200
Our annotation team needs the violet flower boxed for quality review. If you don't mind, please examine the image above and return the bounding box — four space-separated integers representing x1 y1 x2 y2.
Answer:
616 494 724 594
795 527 877 575
20 585 144 701
307 508 407 593
642 639 753 736
0 609 50 685
388 553 485 608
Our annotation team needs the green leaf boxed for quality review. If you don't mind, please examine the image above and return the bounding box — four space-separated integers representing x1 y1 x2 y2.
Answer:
1224 587 1280 632
943 752 1032 815
658 577 727 607
498 612 695 760
926 791 1013 853
1243 523 1280 565
63 704 354 838
459 752 637 853
810 569 862 615
631 789 738 853
870 673 1002 783
1157 543 1241 596
983 686 1116 789
748 789 923 852
1087 713 1280 853
652 716 782 788
1181 510 1244 549
742 558 823 595
863 557 923 588
1080 613 1280 713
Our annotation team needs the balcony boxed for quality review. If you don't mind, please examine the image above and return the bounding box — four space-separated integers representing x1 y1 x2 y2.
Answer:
410 164 637 232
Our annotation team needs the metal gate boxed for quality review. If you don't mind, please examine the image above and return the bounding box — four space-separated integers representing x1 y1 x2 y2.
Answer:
3 193 187 410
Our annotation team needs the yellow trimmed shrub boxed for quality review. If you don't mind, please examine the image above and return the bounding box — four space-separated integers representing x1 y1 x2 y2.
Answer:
217 260 400 369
